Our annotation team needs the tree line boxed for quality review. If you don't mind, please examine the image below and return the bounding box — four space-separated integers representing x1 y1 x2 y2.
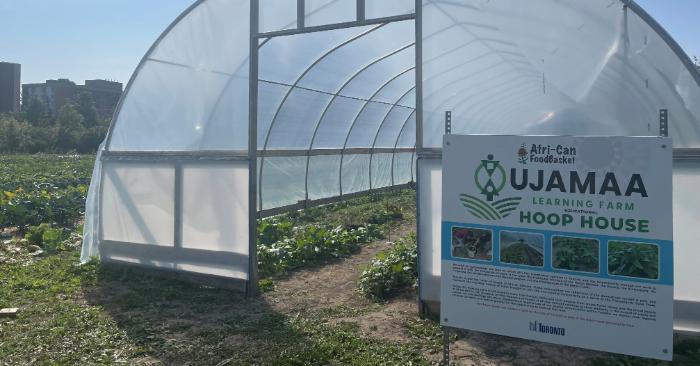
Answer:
0 93 109 154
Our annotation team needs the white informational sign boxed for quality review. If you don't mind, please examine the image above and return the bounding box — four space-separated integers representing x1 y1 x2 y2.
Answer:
440 135 673 360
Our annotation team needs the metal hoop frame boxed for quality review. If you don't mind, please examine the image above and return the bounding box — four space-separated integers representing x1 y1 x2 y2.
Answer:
96 0 700 302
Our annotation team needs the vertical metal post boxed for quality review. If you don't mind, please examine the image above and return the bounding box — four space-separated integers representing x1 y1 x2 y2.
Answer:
369 153 373 191
97 158 106 243
298 0 305 29
174 162 183 248
442 327 450 365
660 109 669 137
357 0 366 21
247 0 260 298
414 0 425 317
445 111 452 135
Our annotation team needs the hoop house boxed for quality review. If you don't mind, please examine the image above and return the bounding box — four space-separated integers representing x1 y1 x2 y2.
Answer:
81 0 700 333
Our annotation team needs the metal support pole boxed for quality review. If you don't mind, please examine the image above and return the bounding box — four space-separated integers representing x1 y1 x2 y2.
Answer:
357 0 366 21
174 163 183 248
442 326 450 365
247 0 260 298
660 109 669 137
297 0 305 29
415 0 426 317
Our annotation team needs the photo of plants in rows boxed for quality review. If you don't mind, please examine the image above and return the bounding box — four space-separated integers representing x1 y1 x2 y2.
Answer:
551 236 600 273
451 226 492 261
608 241 659 280
499 231 544 267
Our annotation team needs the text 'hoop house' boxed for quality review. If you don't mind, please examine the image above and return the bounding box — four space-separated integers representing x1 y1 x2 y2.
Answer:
80 0 700 333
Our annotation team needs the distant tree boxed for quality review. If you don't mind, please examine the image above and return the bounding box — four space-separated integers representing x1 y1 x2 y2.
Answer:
77 125 108 153
694 56 700 72
0 115 29 152
24 125 54 153
22 96 50 127
75 92 99 128
54 104 85 152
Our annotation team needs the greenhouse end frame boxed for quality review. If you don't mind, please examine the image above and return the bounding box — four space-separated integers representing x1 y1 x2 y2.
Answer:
83 0 700 333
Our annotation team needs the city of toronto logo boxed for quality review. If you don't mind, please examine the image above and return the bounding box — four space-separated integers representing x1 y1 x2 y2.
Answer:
460 154 522 220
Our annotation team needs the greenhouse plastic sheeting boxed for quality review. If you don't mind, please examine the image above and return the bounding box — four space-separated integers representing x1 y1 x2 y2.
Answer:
80 0 700 330
418 0 700 332
421 0 700 148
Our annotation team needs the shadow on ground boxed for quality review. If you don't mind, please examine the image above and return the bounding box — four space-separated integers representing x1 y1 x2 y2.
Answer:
84 265 307 365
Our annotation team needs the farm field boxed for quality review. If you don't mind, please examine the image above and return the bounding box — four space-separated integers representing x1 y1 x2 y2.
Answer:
0 155 698 365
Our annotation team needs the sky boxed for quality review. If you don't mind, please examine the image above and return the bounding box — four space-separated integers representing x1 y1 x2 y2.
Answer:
0 0 698 85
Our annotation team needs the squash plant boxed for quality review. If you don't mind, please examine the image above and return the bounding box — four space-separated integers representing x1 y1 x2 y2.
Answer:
552 237 599 273
257 223 381 277
358 234 417 300
608 241 659 279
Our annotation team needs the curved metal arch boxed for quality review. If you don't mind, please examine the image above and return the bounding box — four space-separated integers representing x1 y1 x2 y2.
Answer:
421 81 536 144
461 46 685 131
422 59 518 101
624 0 700 87
338 66 415 195
104 0 700 155
258 22 388 209
432 81 537 135
200 37 275 133
302 43 415 200
429 1 538 94
427 72 535 122
368 87 416 189
455 79 545 117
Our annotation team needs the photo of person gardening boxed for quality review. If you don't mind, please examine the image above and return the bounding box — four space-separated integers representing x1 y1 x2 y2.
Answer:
451 227 493 261
499 231 544 267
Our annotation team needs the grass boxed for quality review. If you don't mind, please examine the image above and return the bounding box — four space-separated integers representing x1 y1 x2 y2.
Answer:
0 186 430 365
0 247 432 365
2 155 700 365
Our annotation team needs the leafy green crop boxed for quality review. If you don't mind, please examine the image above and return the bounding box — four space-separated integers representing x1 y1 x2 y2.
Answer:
358 234 417 300
552 237 599 273
608 241 659 279
0 155 93 231
257 218 294 245
257 224 381 277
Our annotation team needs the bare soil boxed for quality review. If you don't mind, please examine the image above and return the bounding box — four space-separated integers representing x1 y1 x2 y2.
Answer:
264 222 607 365
79 220 609 365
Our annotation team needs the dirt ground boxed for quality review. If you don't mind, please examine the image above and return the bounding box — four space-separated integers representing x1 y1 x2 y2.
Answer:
73 219 617 365
264 222 608 366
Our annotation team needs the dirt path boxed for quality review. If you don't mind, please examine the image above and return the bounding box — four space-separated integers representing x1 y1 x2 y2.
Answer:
264 222 419 342
264 221 608 366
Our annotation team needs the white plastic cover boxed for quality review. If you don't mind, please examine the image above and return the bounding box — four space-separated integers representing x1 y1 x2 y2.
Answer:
181 163 248 254
81 0 700 320
672 161 700 303
101 163 175 246
108 0 250 151
422 0 700 148
419 0 700 331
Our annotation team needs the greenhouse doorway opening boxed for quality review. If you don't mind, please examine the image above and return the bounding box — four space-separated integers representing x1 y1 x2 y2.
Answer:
254 16 417 217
